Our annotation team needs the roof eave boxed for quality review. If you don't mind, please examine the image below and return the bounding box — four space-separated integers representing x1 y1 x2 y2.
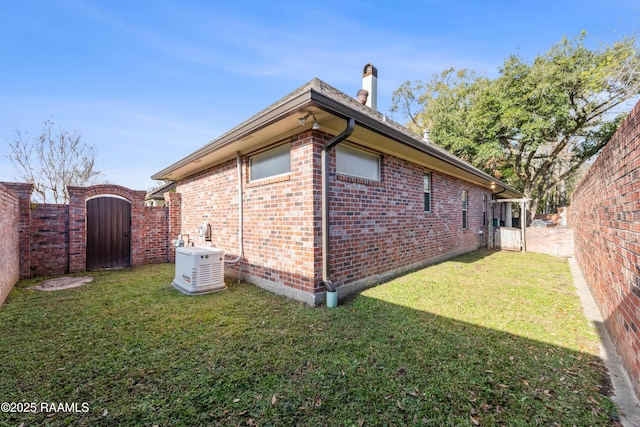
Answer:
307 89 521 198
152 79 521 198
151 86 318 181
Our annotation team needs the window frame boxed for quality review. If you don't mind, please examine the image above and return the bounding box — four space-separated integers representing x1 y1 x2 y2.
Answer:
249 144 291 182
462 190 468 229
483 194 487 226
336 144 381 182
423 172 431 212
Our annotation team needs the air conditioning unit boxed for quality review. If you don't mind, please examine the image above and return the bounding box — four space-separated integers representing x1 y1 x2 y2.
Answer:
172 246 226 295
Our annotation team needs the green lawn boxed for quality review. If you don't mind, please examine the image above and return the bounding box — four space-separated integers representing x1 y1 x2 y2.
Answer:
0 250 616 426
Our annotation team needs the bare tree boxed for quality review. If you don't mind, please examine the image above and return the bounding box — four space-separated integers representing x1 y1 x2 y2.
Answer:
6 119 101 203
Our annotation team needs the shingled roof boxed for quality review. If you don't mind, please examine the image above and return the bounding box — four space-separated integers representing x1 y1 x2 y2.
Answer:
151 77 520 198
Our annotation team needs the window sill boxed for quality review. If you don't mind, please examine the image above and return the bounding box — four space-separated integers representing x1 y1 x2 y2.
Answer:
337 174 383 187
247 173 291 188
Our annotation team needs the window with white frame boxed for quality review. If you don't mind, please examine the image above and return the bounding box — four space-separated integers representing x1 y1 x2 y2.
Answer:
483 194 487 226
424 172 431 212
336 145 380 181
462 190 468 229
249 144 290 181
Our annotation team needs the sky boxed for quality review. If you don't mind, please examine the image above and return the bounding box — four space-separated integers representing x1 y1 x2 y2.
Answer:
1 0 639 192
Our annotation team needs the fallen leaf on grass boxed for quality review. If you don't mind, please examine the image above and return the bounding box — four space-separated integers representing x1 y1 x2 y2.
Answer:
470 415 480 425
271 394 277 405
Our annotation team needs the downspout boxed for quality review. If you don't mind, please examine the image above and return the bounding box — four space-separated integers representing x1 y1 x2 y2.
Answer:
225 151 244 264
491 184 506 226
489 184 506 249
321 118 356 300
491 184 506 199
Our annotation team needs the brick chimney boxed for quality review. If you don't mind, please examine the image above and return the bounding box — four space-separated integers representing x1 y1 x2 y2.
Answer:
362 63 377 110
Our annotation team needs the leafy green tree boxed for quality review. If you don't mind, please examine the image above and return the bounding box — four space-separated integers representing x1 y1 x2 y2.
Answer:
6 119 101 203
392 33 640 220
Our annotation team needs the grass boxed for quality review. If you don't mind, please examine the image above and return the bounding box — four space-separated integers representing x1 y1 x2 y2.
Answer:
0 250 617 426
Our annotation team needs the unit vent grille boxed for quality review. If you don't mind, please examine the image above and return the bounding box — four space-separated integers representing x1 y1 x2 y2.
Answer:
192 260 224 287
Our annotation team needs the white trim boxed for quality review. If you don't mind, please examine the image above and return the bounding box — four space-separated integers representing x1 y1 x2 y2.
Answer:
424 172 431 213
85 194 131 203
462 190 468 229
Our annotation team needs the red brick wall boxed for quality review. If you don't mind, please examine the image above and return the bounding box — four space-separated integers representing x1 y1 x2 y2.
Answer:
0 183 20 305
328 144 489 288
176 158 240 253
30 204 69 276
176 131 491 303
243 133 319 292
68 185 147 272
177 132 319 295
525 227 573 257
570 100 640 398
3 183 34 279
143 205 169 264
0 184 171 285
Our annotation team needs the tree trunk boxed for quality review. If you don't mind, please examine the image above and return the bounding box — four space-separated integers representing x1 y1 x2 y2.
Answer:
523 186 539 226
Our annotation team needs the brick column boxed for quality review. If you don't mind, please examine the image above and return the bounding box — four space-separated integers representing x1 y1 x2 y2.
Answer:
2 183 34 278
0 183 21 303
67 186 88 273
128 189 147 267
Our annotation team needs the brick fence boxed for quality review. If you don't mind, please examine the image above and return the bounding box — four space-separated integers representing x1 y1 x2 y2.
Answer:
0 183 21 305
0 183 177 305
30 204 69 277
570 100 640 399
525 226 574 257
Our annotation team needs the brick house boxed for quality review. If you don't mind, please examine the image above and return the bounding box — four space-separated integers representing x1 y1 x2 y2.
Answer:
152 66 519 305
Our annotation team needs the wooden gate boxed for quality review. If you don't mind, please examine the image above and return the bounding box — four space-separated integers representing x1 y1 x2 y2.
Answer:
494 227 522 251
86 196 131 269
